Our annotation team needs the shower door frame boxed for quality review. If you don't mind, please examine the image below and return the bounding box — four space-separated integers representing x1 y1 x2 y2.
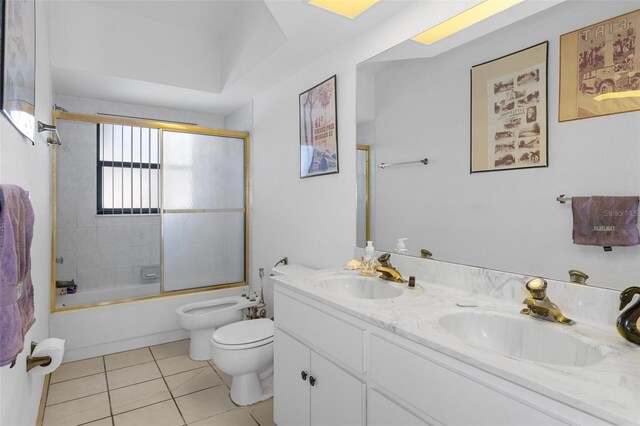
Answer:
49 110 250 313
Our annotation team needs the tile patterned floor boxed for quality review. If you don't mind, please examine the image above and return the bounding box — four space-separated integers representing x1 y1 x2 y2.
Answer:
41 340 275 426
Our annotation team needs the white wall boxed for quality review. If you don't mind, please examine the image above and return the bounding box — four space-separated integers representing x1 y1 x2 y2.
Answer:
248 2 489 315
224 101 254 133
372 1 640 290
0 1 53 424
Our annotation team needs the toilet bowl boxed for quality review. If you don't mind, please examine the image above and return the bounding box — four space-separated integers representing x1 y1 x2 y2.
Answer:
211 318 274 406
176 295 258 360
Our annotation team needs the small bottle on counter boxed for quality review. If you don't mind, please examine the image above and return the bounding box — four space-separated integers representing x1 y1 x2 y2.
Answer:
395 238 408 254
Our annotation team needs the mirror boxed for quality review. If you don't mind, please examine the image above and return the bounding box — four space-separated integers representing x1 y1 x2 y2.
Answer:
2 0 36 142
356 1 640 291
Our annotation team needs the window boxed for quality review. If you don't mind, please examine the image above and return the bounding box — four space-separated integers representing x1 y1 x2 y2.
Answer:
97 124 160 215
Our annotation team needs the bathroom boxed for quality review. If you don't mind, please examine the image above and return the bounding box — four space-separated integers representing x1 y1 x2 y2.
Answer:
0 0 639 425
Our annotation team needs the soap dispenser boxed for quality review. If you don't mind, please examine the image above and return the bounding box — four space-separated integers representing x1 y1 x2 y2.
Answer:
365 241 375 261
395 238 408 255
362 241 377 276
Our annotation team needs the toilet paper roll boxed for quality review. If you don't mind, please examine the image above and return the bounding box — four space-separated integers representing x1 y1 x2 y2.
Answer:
30 338 65 375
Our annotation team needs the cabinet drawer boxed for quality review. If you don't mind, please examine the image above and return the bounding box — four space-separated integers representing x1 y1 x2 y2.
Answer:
369 335 563 425
368 389 430 426
275 291 364 373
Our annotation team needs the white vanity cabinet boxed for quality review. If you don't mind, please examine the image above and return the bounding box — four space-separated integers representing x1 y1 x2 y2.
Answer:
273 284 611 426
274 329 365 426
274 291 366 426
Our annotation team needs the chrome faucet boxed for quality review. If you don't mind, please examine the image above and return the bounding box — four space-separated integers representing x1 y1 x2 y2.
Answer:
521 278 574 325
376 253 407 283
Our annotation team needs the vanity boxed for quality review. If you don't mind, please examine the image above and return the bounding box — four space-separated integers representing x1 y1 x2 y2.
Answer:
272 256 639 426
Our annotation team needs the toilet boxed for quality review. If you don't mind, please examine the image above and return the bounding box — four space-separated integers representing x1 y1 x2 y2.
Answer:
210 318 274 406
176 295 259 360
177 264 315 404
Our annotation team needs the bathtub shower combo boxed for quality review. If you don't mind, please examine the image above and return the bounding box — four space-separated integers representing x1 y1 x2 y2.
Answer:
53 114 249 310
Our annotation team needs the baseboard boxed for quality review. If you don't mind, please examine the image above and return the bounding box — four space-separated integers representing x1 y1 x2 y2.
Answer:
62 329 189 362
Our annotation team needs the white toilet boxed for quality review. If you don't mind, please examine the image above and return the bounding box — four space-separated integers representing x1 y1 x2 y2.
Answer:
176 295 259 360
210 318 274 406
177 264 314 405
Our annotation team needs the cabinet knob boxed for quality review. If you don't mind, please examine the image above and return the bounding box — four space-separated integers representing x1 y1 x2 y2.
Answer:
301 371 308 381
309 376 316 386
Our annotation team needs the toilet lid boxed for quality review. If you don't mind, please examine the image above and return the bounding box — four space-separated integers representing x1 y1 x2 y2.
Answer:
213 318 273 345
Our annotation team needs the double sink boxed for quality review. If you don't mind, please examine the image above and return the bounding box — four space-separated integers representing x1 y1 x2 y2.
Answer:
310 271 606 368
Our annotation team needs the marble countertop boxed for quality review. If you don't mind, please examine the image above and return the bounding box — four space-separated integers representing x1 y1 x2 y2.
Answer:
273 269 640 425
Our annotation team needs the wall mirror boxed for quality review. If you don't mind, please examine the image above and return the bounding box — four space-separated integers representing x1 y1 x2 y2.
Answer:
1 0 36 142
356 0 640 291
52 111 249 311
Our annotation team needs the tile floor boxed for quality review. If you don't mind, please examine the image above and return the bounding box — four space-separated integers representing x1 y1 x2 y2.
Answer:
41 340 275 426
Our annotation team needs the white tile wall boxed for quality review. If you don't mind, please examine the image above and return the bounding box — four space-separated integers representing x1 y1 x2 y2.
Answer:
55 120 161 290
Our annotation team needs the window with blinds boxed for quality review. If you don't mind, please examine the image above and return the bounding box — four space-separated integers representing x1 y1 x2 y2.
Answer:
97 124 160 215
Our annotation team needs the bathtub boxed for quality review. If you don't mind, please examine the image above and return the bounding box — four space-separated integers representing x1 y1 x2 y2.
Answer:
56 282 161 309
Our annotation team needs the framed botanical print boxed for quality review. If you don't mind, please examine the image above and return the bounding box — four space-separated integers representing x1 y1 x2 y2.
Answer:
299 75 338 178
471 42 548 173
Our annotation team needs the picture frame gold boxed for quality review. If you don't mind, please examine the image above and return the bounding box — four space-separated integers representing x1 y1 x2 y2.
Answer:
471 42 548 173
559 9 640 122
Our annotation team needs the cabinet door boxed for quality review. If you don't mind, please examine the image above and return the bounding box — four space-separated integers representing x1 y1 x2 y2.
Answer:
274 329 311 426
310 351 364 426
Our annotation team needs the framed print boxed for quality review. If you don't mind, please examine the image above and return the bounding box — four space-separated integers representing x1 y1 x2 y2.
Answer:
471 42 548 173
559 9 640 122
1 0 36 143
299 75 338 178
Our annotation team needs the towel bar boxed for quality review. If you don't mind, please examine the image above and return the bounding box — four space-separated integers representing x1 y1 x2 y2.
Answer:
556 194 571 203
378 158 429 169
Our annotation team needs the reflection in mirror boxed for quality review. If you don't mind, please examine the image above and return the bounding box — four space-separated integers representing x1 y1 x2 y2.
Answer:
356 145 370 247
356 1 640 290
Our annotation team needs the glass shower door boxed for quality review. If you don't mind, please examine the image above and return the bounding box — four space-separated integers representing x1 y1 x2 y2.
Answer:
162 131 246 292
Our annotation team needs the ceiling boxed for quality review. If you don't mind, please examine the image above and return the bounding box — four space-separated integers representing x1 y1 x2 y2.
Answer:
48 0 415 116
48 1 565 117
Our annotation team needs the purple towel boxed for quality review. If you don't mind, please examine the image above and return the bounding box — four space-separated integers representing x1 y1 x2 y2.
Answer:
0 185 35 367
572 196 640 247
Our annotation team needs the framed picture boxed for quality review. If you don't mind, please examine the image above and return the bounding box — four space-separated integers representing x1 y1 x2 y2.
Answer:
559 9 640 122
471 42 548 173
1 0 36 143
299 75 338 178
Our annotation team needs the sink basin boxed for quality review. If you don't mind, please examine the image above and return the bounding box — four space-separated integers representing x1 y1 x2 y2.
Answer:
439 311 604 367
313 274 403 300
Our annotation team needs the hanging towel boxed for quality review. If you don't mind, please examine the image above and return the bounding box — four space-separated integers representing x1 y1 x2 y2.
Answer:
572 196 640 247
0 185 35 367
